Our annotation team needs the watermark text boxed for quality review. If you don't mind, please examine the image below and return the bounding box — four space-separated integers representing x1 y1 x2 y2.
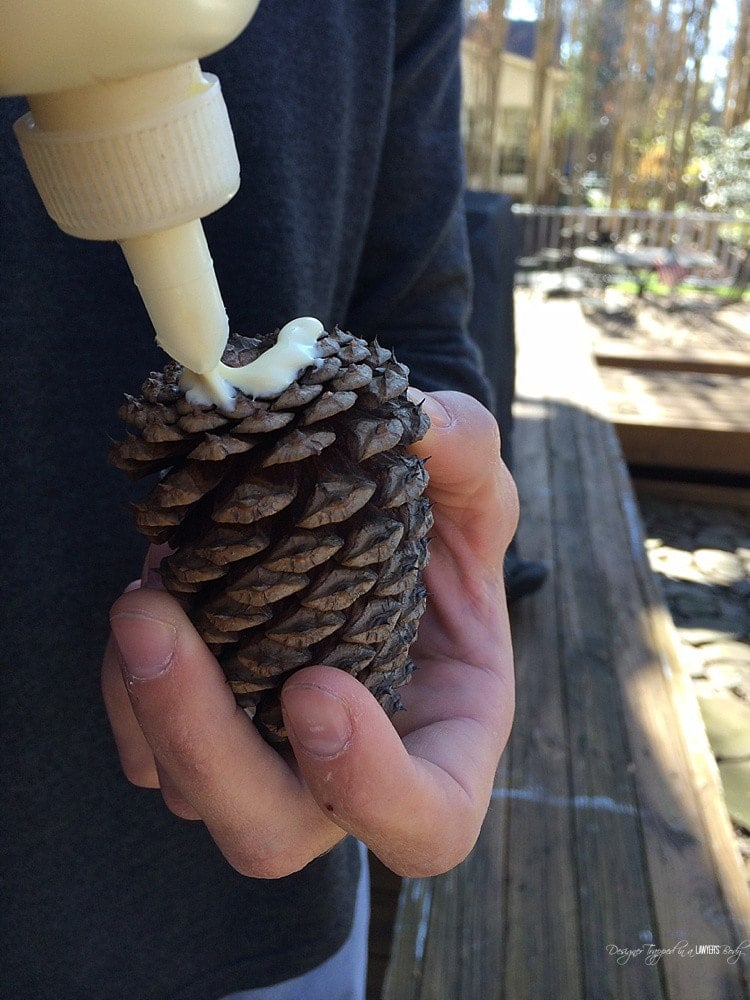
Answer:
606 940 749 966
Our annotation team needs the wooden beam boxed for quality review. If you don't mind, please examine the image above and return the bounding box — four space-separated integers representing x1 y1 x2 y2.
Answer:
595 343 750 376
614 423 750 476
632 478 750 511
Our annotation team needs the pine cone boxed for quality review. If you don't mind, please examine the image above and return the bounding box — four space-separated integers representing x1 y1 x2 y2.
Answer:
110 326 431 743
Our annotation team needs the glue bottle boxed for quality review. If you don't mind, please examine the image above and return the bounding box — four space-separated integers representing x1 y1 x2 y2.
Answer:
0 1 261 374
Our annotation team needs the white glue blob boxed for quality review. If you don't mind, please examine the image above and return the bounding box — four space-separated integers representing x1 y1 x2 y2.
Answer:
179 316 325 412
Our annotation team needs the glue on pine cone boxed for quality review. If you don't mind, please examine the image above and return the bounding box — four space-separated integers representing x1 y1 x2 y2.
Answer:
110 325 431 744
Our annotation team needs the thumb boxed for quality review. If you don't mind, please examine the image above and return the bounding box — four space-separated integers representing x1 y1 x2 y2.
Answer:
280 666 483 876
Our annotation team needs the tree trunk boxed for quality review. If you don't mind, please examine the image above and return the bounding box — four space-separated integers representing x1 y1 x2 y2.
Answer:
610 0 642 207
566 0 602 205
482 0 510 189
658 0 695 210
663 0 713 210
525 0 562 203
672 0 714 208
626 0 653 206
724 0 750 130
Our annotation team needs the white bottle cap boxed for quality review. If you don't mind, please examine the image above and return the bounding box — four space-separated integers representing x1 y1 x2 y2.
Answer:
13 73 239 242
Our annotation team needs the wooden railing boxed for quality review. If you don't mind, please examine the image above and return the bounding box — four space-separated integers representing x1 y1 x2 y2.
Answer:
511 205 749 283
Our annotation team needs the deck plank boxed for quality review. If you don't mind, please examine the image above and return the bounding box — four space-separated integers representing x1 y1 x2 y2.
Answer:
600 368 750 433
517 329 664 1000
503 391 584 999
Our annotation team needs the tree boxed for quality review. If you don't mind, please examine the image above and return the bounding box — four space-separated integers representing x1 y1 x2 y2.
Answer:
552 0 728 209
699 121 750 214
669 0 715 209
609 0 649 207
525 0 563 202
724 0 750 131
654 0 698 210
482 0 511 188
558 0 606 203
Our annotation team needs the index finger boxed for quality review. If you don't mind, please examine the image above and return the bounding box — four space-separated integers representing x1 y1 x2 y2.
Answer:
109 586 344 878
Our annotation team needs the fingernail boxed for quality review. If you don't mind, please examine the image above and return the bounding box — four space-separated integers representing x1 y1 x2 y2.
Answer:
141 543 171 590
408 390 451 427
110 612 176 681
282 685 353 758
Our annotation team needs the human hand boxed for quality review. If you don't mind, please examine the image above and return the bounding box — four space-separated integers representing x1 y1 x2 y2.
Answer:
102 390 517 878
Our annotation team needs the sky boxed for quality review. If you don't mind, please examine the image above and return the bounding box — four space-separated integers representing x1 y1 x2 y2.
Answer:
703 0 739 82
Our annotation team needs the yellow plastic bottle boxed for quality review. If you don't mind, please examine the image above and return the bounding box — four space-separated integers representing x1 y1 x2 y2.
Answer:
0 0 262 374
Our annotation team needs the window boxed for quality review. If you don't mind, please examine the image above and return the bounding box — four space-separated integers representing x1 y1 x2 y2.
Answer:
497 107 528 175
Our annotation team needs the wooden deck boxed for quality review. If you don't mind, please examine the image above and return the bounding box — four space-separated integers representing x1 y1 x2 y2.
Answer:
585 297 750 477
373 303 750 999
597 360 750 476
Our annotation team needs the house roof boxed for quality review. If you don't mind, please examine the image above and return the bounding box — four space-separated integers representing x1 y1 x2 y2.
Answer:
465 14 538 59
467 14 567 67
505 20 536 59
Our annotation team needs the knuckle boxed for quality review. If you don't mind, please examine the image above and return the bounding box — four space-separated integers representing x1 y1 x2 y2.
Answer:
123 763 160 788
226 844 309 880
384 797 483 878
222 823 340 880
159 784 199 820
392 830 478 878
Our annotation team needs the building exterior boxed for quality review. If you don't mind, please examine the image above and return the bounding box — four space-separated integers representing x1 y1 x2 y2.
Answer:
462 17 567 199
